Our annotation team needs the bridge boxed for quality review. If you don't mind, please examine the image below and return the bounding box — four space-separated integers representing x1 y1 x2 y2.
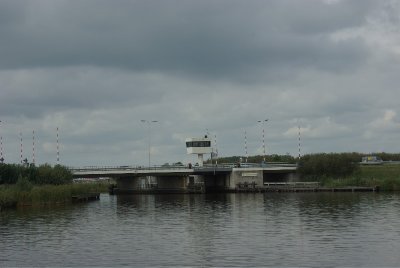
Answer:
70 163 298 194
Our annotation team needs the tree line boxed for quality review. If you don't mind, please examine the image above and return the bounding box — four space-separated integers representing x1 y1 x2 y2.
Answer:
297 153 360 179
211 152 400 179
0 163 72 185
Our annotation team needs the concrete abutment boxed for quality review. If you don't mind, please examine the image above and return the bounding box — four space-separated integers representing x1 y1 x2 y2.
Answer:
111 168 298 194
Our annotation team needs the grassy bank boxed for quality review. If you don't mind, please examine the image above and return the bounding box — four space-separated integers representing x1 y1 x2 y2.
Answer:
0 182 110 209
318 164 400 191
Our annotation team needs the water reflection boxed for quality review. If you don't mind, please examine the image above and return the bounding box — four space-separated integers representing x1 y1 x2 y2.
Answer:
1 193 400 267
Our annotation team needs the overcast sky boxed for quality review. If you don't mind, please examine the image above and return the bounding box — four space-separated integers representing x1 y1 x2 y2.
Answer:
1 0 400 167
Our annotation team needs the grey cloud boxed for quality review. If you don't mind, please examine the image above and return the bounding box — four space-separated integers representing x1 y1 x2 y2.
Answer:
0 67 165 118
0 0 374 79
1 0 399 166
279 0 376 34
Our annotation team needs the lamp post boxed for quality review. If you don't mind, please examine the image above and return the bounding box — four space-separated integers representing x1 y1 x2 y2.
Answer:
257 119 268 162
141 120 158 168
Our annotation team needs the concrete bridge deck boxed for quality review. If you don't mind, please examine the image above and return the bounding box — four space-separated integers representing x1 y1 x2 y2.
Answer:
70 163 297 178
70 163 298 194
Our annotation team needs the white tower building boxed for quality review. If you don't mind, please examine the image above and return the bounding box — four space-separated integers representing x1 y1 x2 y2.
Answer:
185 136 212 167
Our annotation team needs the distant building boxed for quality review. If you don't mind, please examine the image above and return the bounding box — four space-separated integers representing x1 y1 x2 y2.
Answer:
361 155 383 165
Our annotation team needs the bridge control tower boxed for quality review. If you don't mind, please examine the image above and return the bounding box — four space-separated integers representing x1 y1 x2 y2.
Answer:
186 136 212 167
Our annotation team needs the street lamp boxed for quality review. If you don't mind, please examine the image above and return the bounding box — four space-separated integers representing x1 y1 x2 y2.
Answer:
257 119 268 162
141 120 158 168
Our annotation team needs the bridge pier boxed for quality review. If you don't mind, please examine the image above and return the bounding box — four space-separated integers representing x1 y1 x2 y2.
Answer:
229 169 264 190
156 176 190 193
202 173 230 192
114 175 204 194
115 176 156 194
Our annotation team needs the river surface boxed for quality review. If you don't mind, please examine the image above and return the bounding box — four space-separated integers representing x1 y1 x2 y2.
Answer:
1 192 400 267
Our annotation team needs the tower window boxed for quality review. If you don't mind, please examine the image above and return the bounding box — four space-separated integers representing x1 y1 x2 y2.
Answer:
186 141 211 148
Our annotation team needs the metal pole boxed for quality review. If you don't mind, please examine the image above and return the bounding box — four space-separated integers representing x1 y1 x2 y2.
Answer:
32 129 35 165
148 123 150 168
0 134 2 162
141 120 158 168
298 124 301 160
206 129 212 164
214 134 218 165
0 120 3 162
20 132 23 164
244 130 248 163
56 127 59 164
257 119 268 162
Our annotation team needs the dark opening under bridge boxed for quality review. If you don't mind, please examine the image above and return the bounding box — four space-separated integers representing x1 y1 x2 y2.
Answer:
70 163 299 194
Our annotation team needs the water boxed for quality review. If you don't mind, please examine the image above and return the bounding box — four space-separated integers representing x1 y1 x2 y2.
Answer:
1 192 400 267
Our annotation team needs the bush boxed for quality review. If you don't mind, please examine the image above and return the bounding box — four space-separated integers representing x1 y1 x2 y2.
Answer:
51 165 73 185
0 163 72 186
298 153 359 180
0 164 21 184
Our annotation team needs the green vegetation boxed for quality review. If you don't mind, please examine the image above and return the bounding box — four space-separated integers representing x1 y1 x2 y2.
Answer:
0 180 109 209
0 163 110 209
320 165 400 191
213 152 400 191
297 153 400 191
298 153 360 179
0 163 72 185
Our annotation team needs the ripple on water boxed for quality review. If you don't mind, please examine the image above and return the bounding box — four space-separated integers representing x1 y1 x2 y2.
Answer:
1 192 400 267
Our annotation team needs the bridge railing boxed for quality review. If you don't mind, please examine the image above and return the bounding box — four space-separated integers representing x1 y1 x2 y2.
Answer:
69 165 191 172
203 162 297 168
69 162 297 173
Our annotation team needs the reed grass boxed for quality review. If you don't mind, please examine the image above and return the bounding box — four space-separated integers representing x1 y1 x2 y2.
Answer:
0 185 18 209
0 181 110 209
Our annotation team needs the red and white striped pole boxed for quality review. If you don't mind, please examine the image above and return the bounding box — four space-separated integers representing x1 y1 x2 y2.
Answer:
214 134 218 165
244 130 248 163
56 127 59 164
20 132 23 164
298 124 301 160
258 119 268 162
32 129 35 165
0 120 3 162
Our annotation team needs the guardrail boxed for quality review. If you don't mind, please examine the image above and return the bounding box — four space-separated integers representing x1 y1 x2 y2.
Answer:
263 182 320 187
69 165 189 172
69 162 298 173
203 162 297 167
